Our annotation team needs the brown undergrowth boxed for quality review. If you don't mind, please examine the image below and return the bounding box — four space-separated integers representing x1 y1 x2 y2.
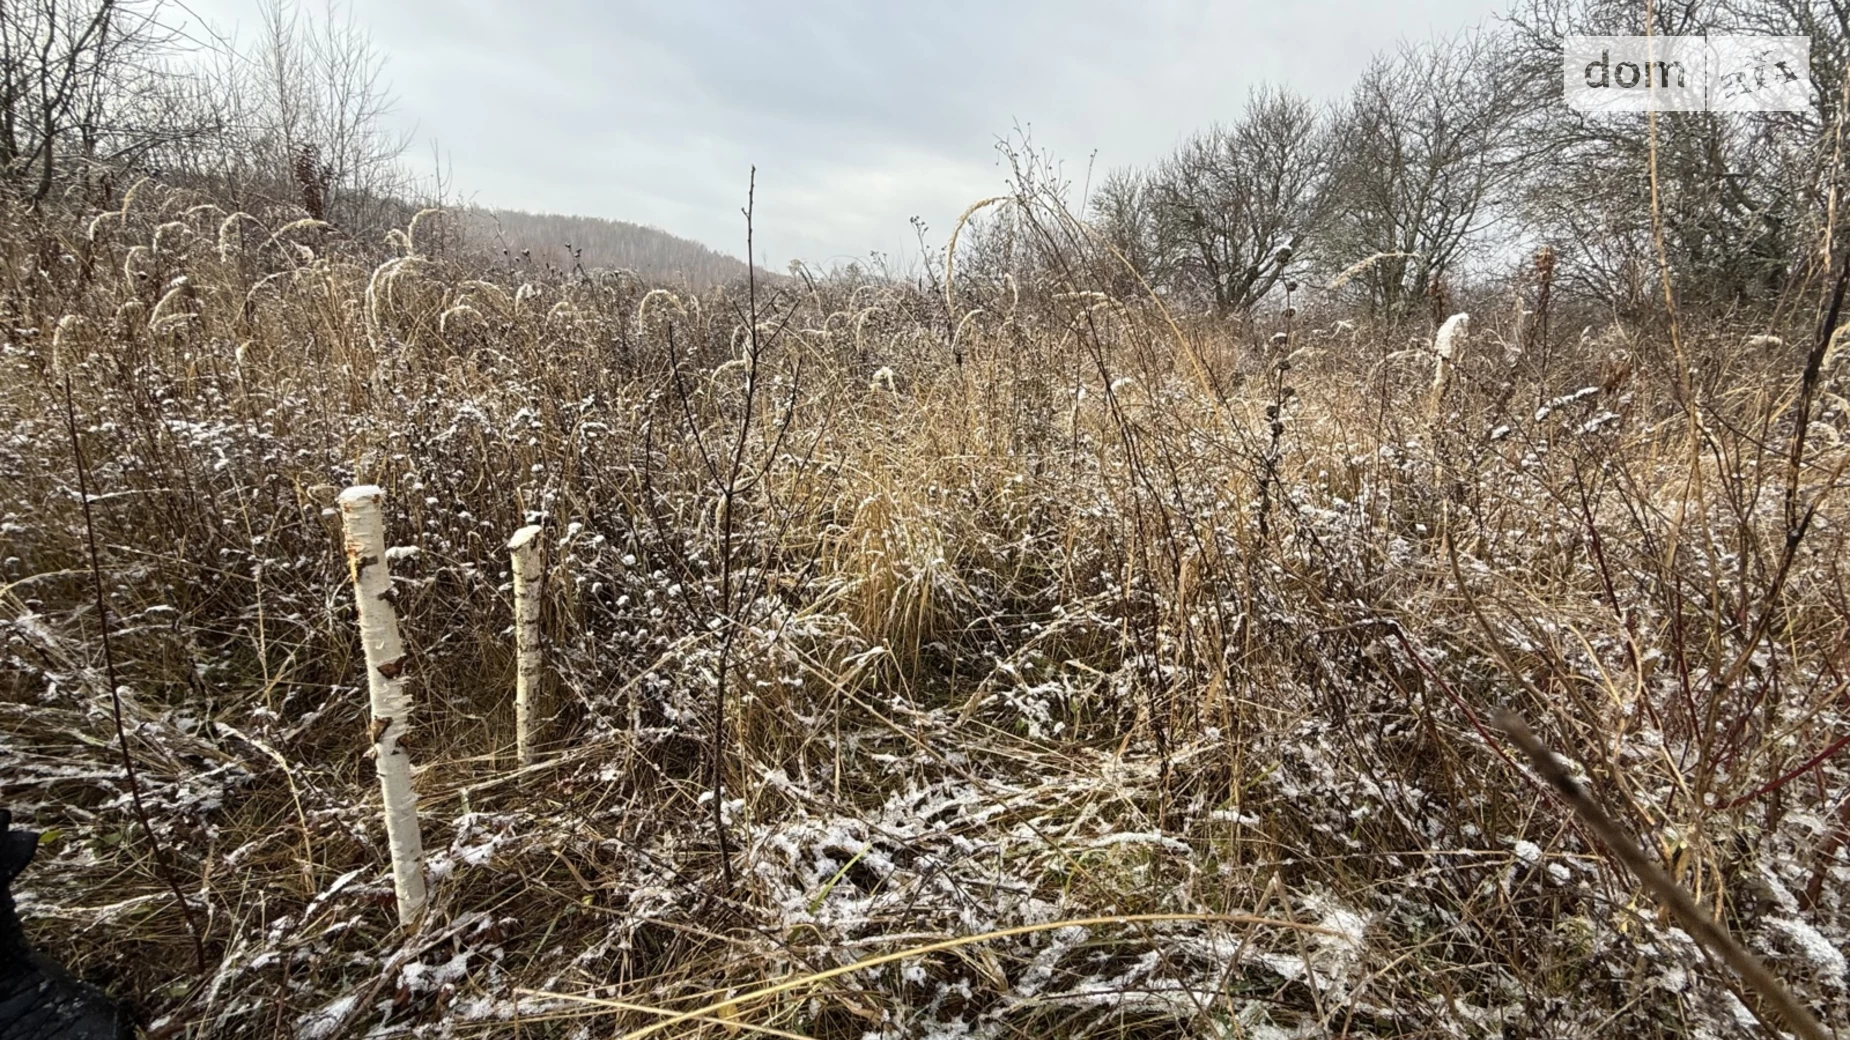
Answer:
0 185 1846 1038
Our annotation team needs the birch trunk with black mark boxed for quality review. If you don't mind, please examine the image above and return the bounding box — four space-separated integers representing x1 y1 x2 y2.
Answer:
339 484 427 927
507 524 544 768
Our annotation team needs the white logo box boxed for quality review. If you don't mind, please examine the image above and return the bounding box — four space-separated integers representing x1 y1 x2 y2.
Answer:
1563 35 1810 112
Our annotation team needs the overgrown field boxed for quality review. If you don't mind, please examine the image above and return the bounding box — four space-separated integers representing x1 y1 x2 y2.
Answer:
2 187 1848 1039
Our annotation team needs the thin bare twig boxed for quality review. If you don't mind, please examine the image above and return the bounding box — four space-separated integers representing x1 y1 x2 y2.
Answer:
62 376 207 974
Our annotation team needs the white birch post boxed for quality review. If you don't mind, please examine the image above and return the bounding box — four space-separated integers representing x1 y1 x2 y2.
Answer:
507 524 545 768
338 485 428 926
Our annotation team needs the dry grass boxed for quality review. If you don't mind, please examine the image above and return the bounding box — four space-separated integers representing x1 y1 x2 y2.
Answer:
1 183 1847 1039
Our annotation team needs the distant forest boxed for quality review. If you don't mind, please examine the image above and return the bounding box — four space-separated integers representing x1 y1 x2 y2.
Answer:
462 208 761 288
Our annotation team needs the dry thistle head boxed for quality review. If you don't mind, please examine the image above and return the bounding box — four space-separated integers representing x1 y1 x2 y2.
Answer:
1533 244 1557 279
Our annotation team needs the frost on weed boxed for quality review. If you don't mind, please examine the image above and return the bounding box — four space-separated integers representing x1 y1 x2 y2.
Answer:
0 195 1845 1037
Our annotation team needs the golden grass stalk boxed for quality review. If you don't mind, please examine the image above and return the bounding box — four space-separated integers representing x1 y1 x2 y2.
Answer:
529 912 1339 1040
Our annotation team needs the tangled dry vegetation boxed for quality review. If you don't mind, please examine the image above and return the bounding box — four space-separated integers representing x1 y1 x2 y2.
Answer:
1 183 1848 1039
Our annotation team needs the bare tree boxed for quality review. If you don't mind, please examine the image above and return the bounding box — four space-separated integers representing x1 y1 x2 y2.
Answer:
1720 0 1848 138
1718 0 1850 283
149 0 412 227
1096 87 1329 316
1505 0 1809 310
1090 165 1168 295
0 0 207 202
1320 31 1530 322
250 0 409 221
1529 110 1799 309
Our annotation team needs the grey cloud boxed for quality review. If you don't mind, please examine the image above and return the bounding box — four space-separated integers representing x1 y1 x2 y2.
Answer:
181 0 1507 268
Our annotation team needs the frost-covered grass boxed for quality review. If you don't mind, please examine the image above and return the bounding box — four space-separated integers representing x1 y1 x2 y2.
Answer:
1 186 1847 1038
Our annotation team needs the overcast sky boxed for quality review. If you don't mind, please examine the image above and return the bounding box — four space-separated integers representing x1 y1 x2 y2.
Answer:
174 0 1508 271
